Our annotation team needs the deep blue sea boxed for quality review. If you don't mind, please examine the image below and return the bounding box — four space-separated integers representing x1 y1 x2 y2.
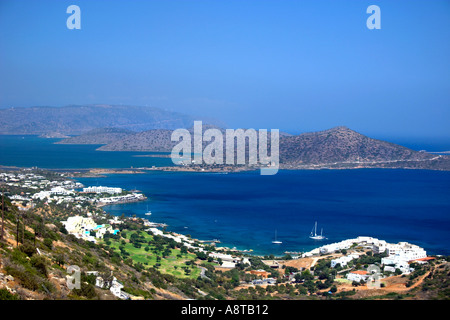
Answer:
0 135 173 168
1 135 450 256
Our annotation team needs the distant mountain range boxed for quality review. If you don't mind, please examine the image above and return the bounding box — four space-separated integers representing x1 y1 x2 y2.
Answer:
0 104 200 135
55 125 450 170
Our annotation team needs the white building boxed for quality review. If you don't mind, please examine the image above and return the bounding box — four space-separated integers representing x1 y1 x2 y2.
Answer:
385 242 427 261
60 216 117 242
83 186 122 194
86 271 128 300
62 216 97 234
49 186 74 195
379 241 426 274
346 270 369 282
331 254 360 268
92 224 117 238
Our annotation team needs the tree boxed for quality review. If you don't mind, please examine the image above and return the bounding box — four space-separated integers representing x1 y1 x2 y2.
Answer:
301 270 314 281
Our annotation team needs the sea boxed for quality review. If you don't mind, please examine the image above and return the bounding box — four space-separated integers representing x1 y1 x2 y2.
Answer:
1 134 450 256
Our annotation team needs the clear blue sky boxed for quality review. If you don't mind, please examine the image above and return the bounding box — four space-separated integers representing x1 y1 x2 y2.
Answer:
0 0 449 140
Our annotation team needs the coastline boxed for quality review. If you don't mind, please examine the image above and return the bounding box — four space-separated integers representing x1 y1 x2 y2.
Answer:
2 164 450 257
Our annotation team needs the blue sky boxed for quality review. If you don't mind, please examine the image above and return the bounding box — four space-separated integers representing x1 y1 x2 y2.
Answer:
0 0 449 140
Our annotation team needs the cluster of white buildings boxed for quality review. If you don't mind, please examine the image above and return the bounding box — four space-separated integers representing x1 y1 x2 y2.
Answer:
96 193 146 205
0 172 83 190
1 171 85 207
379 242 427 274
31 187 92 205
303 236 386 257
83 186 123 194
1 170 147 213
61 215 119 243
313 236 430 280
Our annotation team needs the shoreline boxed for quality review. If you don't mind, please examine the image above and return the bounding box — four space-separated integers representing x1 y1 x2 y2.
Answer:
2 164 449 257
2 162 450 177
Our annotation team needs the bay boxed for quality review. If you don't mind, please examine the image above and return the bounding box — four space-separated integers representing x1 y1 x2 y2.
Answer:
1 135 449 256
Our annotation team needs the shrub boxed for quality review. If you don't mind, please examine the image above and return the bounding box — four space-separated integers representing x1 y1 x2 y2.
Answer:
0 288 19 300
30 255 48 278
20 242 36 257
43 238 53 250
72 283 97 299
4 261 41 291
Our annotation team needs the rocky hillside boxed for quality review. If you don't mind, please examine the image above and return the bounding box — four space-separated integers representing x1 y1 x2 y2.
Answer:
97 129 175 152
0 105 198 135
96 124 226 152
56 128 135 145
279 126 434 166
95 125 447 169
0 196 196 301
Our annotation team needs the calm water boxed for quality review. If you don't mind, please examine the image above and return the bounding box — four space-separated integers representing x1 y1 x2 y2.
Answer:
0 135 173 168
78 169 450 256
2 135 450 256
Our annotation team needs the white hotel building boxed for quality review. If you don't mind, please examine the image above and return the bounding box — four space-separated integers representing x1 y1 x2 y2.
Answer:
83 186 123 194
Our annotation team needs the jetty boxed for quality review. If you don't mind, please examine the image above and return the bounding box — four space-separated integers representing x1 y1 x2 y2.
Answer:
199 239 221 244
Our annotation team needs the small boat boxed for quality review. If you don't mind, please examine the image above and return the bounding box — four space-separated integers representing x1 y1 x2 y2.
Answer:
272 229 282 244
144 205 152 216
309 221 325 240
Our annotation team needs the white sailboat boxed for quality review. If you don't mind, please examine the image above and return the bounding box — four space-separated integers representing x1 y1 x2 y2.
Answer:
309 221 325 240
272 230 282 244
145 205 152 216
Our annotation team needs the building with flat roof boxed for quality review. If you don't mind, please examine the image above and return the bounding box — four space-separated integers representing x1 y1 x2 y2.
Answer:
83 186 122 194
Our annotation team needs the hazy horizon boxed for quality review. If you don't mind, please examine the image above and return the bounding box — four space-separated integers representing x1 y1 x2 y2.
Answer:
1 0 449 140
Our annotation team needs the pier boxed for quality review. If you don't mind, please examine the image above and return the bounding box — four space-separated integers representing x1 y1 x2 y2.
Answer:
199 239 221 244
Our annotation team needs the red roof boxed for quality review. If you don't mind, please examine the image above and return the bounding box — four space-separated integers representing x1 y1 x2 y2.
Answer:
350 270 367 275
410 257 435 262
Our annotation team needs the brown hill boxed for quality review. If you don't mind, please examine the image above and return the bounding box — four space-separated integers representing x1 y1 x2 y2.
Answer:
56 128 135 145
279 126 434 166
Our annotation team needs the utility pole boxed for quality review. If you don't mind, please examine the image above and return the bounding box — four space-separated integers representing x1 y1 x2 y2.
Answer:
16 212 19 247
22 213 25 244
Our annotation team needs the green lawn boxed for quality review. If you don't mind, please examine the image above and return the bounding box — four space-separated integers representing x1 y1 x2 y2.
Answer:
103 231 201 279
